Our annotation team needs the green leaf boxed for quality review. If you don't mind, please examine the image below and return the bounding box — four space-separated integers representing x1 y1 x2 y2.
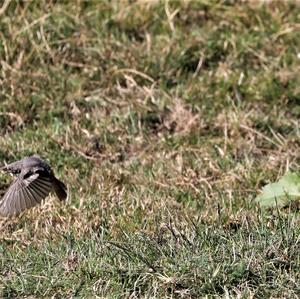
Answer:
256 172 300 207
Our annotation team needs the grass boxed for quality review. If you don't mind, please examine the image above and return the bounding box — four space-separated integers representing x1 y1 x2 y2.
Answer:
0 0 299 297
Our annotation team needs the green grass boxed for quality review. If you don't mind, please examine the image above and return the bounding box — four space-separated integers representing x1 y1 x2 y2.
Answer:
0 1 299 298
1 216 299 298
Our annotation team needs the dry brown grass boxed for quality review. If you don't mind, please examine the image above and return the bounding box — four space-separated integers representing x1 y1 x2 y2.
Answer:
0 1 299 298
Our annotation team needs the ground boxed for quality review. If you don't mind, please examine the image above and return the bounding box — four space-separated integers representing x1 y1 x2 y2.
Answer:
0 1 299 298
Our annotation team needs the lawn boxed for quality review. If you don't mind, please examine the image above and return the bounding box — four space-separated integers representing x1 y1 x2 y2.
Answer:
0 1 299 298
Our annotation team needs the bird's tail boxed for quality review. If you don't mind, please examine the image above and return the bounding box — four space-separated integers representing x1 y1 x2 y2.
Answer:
52 176 67 201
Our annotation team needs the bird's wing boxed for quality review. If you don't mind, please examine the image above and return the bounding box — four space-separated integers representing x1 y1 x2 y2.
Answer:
0 172 52 216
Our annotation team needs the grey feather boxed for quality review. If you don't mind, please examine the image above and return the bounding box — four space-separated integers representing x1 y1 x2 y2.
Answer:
0 155 67 217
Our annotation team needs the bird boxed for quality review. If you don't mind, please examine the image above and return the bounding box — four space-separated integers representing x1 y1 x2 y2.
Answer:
0 155 67 216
